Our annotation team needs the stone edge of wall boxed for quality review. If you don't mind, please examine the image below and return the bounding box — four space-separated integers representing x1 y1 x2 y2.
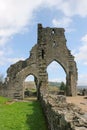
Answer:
40 94 87 130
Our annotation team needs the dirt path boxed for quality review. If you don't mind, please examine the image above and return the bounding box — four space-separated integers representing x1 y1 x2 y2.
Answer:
66 96 87 112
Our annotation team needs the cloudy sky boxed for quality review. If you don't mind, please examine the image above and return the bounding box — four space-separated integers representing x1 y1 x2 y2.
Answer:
0 0 87 86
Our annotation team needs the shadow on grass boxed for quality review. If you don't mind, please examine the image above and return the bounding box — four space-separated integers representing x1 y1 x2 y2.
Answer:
26 100 48 130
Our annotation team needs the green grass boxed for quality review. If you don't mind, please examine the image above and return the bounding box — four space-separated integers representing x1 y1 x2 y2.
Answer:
0 96 48 130
0 96 10 104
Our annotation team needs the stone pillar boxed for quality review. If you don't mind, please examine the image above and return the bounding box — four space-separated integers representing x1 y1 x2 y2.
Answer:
70 72 77 96
66 73 72 96
66 71 77 96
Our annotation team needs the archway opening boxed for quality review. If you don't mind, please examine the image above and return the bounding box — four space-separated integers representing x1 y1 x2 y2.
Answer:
23 75 37 100
47 61 66 95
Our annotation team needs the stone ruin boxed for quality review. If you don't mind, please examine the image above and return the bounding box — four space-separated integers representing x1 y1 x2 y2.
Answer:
40 94 87 130
2 24 77 99
1 24 87 130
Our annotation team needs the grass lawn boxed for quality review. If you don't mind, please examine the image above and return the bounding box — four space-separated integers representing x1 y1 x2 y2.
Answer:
0 96 48 130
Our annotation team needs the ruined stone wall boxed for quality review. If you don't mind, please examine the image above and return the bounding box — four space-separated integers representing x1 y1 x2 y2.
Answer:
0 84 4 96
40 94 87 130
37 24 78 96
1 24 78 99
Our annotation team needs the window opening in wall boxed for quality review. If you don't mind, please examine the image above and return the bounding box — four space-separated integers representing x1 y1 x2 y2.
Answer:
53 41 56 47
51 29 55 34
42 49 45 59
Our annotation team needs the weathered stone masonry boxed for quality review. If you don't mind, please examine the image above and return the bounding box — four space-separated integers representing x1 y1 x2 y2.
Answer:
1 24 86 130
40 94 87 130
1 24 78 99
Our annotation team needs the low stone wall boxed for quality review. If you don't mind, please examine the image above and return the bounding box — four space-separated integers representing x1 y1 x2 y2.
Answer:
40 94 87 130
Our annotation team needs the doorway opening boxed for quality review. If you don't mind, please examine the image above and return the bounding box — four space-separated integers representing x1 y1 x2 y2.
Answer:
47 61 66 95
23 75 37 100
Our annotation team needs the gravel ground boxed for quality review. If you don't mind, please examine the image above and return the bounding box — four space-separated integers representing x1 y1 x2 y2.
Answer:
66 96 87 112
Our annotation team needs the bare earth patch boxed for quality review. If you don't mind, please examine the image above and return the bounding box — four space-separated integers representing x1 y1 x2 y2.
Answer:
66 96 87 112
5 100 15 105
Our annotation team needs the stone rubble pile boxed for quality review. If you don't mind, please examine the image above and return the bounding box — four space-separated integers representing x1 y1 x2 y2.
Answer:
40 94 87 130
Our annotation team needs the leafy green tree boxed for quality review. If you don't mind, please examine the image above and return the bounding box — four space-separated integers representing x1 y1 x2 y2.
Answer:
60 82 66 91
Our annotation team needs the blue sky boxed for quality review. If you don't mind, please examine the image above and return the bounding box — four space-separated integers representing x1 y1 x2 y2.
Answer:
0 0 87 86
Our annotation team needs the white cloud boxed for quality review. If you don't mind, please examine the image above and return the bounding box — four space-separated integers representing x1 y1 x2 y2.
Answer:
57 0 87 17
0 0 45 66
78 74 87 86
0 0 87 46
0 50 4 56
0 46 24 65
81 34 87 42
74 0 87 17
44 0 87 17
0 0 44 46
52 17 72 28
7 57 25 64
75 34 87 64
84 62 87 65
74 33 87 86
0 0 87 68
0 56 24 66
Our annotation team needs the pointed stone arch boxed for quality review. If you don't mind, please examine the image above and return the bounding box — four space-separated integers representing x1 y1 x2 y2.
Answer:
47 59 67 75
47 60 66 82
5 24 78 99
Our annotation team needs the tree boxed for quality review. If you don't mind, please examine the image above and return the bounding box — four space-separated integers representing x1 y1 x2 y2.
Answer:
60 82 66 91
